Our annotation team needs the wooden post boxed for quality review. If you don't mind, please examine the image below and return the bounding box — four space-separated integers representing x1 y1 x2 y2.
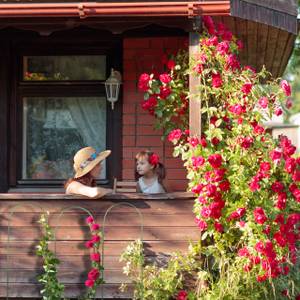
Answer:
0 41 9 192
189 32 201 137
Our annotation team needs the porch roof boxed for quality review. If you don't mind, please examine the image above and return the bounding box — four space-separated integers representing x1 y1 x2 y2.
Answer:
0 0 297 78
0 0 297 34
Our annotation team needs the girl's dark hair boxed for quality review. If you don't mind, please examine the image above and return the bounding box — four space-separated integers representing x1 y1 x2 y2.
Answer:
135 150 166 183
64 172 96 190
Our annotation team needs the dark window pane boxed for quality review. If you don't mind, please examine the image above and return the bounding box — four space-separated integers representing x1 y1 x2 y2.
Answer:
22 97 107 180
23 55 106 81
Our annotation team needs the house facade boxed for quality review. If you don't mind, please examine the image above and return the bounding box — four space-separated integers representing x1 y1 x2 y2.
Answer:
0 0 298 298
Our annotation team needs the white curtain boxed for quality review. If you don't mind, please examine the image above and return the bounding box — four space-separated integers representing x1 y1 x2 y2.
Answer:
67 97 107 178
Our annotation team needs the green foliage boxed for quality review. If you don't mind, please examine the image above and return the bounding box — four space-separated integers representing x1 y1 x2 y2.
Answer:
137 16 299 300
120 240 201 300
36 212 65 300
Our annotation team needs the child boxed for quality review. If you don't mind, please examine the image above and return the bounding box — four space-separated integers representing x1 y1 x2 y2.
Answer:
135 150 166 194
65 146 112 198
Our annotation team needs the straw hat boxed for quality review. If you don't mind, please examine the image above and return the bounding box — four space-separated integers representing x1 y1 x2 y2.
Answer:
73 147 111 178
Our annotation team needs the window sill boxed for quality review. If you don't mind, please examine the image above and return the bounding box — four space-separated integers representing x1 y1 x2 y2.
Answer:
0 191 194 200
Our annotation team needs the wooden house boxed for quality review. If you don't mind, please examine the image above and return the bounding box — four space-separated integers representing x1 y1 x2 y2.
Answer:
0 0 298 298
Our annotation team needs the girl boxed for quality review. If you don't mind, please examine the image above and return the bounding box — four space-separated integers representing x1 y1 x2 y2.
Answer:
135 150 166 194
65 146 112 198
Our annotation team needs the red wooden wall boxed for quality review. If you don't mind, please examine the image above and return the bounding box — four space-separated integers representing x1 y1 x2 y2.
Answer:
122 36 188 191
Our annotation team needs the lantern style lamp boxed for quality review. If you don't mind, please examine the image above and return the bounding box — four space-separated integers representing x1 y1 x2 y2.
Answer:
105 68 122 110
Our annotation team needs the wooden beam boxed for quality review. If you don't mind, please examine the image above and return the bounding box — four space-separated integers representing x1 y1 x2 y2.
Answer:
0 41 9 192
189 32 201 137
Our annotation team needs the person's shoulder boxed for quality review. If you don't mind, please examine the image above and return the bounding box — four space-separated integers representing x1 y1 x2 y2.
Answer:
65 180 85 194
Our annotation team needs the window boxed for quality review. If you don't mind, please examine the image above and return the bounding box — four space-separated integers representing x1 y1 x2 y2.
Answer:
23 55 106 81
12 49 119 187
22 96 107 180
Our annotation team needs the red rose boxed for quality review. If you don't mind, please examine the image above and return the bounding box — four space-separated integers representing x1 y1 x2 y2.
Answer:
191 156 205 168
255 241 265 253
195 218 207 231
253 207 267 225
286 98 293 109
200 138 207 148
85 279 95 287
237 40 243 49
219 180 230 191
274 107 283 116
226 54 240 71
206 184 217 197
91 235 100 243
167 59 175 70
274 232 287 247
292 170 300 182
91 223 100 231
86 216 94 224
90 252 101 262
214 222 224 233
159 86 172 99
258 97 268 109
216 41 230 55
206 36 218 46
211 72 223 88
256 274 267 282
285 158 296 174
241 83 253 95
159 73 171 84
138 73 151 92
208 154 222 168
168 129 182 142
253 124 265 135
211 137 220 145
188 137 200 147
85 240 94 248
260 162 271 172
270 149 281 161
249 177 260 191
203 16 214 31
237 207 246 217
177 290 188 300
280 80 291 96
194 63 204 74
88 268 100 281
271 181 284 193
238 247 249 257
228 104 245 115
240 136 254 149
222 30 233 41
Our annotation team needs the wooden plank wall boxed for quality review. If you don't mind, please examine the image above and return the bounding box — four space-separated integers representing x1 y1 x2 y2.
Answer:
0 196 198 299
215 16 297 78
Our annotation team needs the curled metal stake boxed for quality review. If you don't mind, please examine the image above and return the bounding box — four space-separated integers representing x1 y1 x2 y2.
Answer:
101 202 144 300
6 203 45 300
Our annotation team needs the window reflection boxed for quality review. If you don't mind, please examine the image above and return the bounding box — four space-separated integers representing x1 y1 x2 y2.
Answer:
23 55 106 81
22 97 107 180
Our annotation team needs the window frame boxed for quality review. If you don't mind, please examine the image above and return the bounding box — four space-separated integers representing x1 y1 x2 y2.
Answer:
9 35 122 189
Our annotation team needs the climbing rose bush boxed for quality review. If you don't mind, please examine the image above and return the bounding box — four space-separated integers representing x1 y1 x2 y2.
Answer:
139 16 299 299
139 49 189 136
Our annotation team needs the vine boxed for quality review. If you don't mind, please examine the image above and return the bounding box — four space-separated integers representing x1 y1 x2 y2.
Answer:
36 213 104 300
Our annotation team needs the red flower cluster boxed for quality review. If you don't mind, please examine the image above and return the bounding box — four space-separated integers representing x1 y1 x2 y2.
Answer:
84 216 102 289
138 73 151 92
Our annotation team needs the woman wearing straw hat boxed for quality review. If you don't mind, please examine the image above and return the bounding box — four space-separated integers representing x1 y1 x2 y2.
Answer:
65 146 113 198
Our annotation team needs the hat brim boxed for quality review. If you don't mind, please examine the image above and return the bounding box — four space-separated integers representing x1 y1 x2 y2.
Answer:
74 150 111 178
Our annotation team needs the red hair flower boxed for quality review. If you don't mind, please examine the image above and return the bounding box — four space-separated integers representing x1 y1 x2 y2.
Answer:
149 153 159 166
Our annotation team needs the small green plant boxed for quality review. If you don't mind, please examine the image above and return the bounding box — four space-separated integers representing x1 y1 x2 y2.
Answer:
36 212 65 300
120 240 202 300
